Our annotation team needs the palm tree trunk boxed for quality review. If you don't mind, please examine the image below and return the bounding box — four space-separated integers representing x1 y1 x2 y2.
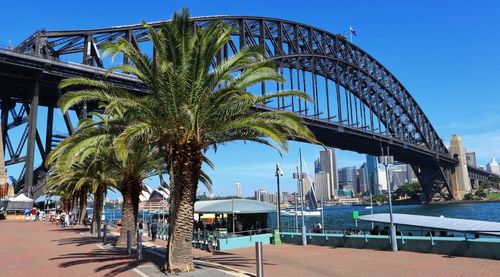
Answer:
92 185 105 237
165 143 202 273
71 195 78 217
78 189 88 225
116 180 141 246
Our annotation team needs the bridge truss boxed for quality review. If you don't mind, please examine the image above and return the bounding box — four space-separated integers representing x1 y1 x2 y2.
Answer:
0 16 491 200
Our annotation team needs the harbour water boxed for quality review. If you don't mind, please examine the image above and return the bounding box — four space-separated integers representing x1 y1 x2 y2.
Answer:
279 201 500 231
100 201 500 232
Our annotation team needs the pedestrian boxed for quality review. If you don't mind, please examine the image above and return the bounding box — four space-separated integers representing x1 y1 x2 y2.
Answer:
150 220 158 241
69 211 75 227
60 212 66 228
35 209 40 221
117 219 122 233
24 208 31 222
31 207 37 221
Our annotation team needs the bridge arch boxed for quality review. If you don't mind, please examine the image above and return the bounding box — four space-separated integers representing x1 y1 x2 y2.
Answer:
9 16 461 200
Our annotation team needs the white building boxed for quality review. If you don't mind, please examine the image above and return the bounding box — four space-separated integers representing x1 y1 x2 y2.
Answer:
235 183 241 197
314 172 331 201
487 158 500 175
377 168 388 193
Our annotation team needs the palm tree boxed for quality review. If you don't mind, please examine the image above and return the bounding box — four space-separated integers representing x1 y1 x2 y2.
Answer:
57 9 318 272
46 148 116 234
47 113 164 245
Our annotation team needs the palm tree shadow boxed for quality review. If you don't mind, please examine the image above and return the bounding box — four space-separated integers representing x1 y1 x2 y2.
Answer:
49 249 146 277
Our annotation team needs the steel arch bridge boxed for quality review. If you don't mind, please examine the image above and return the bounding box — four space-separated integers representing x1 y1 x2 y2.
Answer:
0 16 494 200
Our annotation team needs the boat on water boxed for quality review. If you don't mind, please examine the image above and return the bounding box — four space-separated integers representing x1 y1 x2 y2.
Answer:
281 209 321 216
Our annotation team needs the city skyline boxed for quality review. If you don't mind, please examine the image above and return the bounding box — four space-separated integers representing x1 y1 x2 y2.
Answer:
0 1 499 198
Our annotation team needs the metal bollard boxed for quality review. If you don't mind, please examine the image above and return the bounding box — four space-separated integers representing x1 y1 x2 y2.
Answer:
255 241 264 277
136 229 143 260
127 230 132 256
103 223 107 243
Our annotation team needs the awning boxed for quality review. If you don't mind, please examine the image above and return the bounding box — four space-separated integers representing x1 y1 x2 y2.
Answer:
195 199 275 214
358 213 500 236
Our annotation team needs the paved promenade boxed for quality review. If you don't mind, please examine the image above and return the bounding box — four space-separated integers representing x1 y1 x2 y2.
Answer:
2 221 499 277
0 221 234 277
202 243 500 277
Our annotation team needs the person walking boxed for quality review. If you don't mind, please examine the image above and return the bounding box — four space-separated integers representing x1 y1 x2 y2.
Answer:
150 220 158 241
24 208 31 222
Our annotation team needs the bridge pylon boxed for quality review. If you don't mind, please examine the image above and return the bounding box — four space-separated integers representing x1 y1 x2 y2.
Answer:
449 134 472 200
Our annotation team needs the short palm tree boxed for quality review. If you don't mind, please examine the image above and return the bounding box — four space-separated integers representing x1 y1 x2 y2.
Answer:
47 112 165 245
58 9 318 272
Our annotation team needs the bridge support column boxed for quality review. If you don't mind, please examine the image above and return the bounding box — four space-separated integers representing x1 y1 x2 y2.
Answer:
25 82 39 198
449 134 472 200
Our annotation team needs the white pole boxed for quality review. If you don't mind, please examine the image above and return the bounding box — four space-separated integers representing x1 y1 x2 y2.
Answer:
382 147 397 252
299 148 307 246
370 193 374 229
349 26 353 43
232 197 235 235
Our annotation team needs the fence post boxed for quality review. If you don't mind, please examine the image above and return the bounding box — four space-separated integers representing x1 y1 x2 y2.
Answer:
127 230 132 256
255 241 264 277
137 229 143 260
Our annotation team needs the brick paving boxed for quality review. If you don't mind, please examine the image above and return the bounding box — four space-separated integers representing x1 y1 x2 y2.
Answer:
137 230 500 276
0 221 237 277
0 221 142 277
7 221 498 277
200 243 500 277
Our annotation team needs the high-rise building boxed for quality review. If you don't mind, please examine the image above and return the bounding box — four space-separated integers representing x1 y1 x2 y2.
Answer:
487 158 500 175
366 155 379 195
255 189 276 204
377 168 388 193
315 149 338 197
234 183 241 197
388 165 407 191
466 152 477 168
314 172 331 201
338 166 358 192
406 164 419 184
358 163 368 195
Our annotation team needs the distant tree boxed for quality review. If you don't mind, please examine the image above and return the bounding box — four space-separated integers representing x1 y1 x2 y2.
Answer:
372 194 387 203
463 193 474 201
394 183 421 200
475 188 487 198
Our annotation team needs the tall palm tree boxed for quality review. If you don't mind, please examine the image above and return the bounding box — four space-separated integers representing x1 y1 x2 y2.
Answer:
58 9 318 272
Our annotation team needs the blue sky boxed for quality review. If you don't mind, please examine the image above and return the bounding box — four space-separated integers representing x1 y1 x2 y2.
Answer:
1 0 499 198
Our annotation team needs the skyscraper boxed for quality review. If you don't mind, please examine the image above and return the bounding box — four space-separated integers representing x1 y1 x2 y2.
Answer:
235 183 241 197
358 163 368 195
315 149 338 198
366 155 379 195
338 166 358 192
466 152 477 168
314 172 331 201
487 158 500 175
377 168 388 193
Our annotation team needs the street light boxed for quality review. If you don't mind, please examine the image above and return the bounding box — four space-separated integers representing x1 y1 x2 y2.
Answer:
379 146 397 252
292 148 307 246
275 163 284 231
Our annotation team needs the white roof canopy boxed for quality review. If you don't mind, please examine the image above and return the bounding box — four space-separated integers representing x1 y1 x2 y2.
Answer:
11 193 34 202
359 213 500 236
195 199 275 214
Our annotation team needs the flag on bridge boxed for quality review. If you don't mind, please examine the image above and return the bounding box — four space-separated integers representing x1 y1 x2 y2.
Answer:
349 26 357 36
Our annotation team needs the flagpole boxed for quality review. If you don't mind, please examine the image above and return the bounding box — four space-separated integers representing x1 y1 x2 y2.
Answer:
349 26 352 43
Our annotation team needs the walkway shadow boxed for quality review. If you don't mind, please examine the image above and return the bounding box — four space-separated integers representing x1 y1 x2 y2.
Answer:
49 249 146 277
198 254 275 269
52 236 117 247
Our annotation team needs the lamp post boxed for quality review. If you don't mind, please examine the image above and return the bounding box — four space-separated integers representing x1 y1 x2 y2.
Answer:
292 148 307 246
379 146 397 252
369 193 374 229
275 163 284 231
